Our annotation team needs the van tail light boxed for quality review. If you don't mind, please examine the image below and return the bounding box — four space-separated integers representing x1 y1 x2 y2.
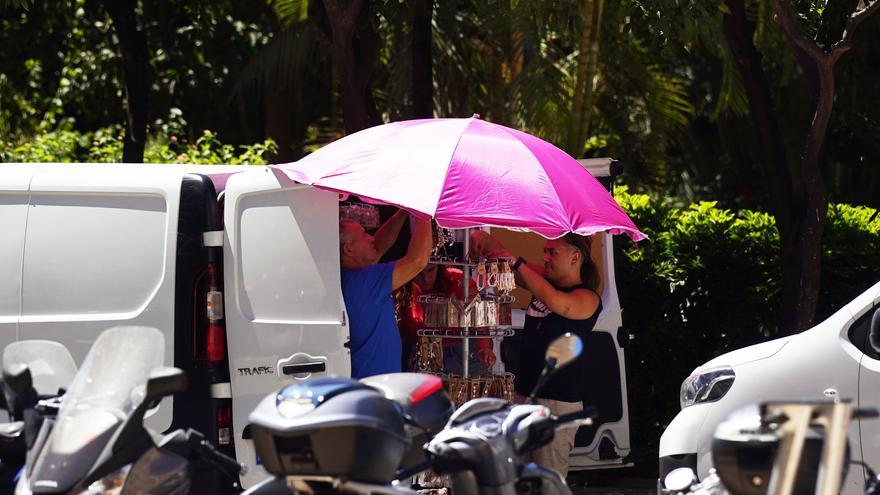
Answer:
195 262 227 365
217 405 232 445
206 323 226 363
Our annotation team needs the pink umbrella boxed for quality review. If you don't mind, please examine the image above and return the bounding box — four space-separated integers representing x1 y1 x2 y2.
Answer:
271 116 646 241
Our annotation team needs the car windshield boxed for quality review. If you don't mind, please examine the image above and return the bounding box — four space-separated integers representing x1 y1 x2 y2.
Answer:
28 326 164 492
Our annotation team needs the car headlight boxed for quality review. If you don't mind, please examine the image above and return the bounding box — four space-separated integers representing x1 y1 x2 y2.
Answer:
680 366 735 409
82 464 131 495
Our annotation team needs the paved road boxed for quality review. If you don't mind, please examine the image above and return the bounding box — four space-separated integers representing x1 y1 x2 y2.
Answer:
568 472 656 495
572 487 654 495
417 484 654 495
414 471 657 495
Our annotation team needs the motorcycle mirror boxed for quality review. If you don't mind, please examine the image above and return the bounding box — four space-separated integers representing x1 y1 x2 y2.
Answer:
544 333 583 369
2 362 37 421
528 333 583 403
3 362 33 398
145 367 187 403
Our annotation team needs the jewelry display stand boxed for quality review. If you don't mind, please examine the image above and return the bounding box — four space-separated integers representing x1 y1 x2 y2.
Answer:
410 227 518 405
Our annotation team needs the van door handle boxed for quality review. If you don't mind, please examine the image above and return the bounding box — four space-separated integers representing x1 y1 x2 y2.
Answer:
282 362 326 375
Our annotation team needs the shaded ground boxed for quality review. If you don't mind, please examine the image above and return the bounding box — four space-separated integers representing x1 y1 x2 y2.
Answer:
413 466 658 495
568 468 656 495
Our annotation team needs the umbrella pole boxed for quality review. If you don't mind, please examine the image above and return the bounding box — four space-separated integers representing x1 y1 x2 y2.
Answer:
462 228 470 379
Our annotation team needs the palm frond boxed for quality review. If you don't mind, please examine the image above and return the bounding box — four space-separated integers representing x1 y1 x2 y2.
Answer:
270 0 310 27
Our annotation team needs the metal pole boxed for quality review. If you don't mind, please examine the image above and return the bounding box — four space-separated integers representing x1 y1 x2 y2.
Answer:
814 402 852 495
462 228 470 379
765 404 814 495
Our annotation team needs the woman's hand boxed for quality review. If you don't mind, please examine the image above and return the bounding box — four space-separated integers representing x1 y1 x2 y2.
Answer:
477 347 496 367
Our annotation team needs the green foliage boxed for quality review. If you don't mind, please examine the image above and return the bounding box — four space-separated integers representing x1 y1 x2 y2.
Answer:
627 0 880 207
0 0 277 145
0 0 30 11
613 187 880 470
1 125 277 165
270 0 310 26
428 0 695 176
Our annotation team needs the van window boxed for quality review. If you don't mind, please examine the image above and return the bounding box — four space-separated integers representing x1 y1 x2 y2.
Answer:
21 193 167 317
0 193 28 318
234 188 341 322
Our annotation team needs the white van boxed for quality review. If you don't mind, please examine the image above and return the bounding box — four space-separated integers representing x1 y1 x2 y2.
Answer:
658 281 880 494
0 161 632 487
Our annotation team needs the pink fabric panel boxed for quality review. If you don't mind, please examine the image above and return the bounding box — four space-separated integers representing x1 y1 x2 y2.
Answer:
271 117 646 242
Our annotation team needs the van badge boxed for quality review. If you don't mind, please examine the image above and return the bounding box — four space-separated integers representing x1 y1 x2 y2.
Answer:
238 366 275 376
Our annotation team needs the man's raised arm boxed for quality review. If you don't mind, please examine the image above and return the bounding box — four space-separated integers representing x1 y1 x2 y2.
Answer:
373 209 409 259
391 217 432 290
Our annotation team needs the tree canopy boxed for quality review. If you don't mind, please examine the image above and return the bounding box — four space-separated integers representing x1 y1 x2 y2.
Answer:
2 0 879 330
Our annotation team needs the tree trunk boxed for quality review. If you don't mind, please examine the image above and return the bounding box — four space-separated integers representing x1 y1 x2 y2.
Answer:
567 0 603 156
786 60 835 331
412 0 433 118
265 81 296 163
104 0 149 163
764 0 879 332
722 0 799 333
322 0 381 134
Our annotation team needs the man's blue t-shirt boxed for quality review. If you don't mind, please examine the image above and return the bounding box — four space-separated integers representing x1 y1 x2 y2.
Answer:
341 262 402 378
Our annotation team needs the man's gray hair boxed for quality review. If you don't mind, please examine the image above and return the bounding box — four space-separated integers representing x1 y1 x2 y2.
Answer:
339 219 360 244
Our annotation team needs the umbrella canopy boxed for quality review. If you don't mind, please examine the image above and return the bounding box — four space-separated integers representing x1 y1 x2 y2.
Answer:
272 116 645 241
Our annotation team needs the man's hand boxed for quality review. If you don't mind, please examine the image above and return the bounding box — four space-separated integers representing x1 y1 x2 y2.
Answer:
468 230 510 259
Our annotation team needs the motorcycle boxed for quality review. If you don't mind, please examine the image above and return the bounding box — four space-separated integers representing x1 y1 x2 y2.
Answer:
662 400 880 495
14 326 244 495
244 332 595 495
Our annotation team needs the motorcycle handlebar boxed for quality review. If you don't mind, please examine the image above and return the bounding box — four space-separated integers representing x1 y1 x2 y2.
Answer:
854 407 879 419
193 436 248 477
34 396 63 416
554 406 597 426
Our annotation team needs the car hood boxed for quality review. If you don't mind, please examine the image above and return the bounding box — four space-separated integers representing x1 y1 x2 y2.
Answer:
695 336 793 373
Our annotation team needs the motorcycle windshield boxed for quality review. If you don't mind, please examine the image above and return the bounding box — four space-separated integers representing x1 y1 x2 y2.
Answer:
28 326 164 493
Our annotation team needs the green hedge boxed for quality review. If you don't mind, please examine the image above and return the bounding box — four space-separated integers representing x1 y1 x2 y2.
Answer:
0 123 277 165
613 188 880 472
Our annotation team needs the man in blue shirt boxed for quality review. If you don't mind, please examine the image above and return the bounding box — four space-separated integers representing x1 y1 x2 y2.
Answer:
340 210 432 378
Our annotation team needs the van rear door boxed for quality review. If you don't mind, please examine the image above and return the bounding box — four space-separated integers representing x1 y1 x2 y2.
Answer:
0 167 32 373
222 168 350 487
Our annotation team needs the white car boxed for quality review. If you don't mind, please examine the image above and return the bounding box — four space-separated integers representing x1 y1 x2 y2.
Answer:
658 280 880 494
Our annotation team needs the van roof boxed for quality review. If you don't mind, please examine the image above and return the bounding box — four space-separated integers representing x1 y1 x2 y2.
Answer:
576 158 614 178
3 159 614 193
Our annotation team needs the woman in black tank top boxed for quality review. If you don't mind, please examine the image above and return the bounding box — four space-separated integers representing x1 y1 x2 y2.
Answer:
470 231 603 477
516 284 602 400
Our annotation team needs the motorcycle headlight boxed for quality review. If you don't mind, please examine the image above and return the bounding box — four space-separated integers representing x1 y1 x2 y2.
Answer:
680 366 735 409
82 464 131 495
